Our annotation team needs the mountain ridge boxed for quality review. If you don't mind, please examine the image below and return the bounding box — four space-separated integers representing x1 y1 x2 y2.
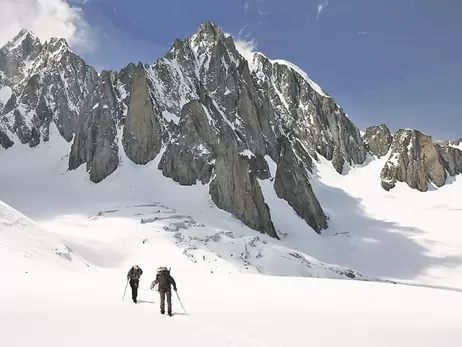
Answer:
1 21 460 239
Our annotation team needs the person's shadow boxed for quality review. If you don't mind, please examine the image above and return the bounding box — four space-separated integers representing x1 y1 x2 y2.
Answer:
137 299 155 304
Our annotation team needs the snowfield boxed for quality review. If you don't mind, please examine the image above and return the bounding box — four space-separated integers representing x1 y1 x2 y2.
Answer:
4 265 462 347
2 124 462 345
0 200 89 272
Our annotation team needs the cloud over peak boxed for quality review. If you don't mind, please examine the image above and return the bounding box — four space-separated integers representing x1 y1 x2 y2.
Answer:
0 0 94 53
235 38 258 63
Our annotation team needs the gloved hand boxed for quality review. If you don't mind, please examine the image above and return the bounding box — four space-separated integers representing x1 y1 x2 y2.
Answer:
174 287 177 292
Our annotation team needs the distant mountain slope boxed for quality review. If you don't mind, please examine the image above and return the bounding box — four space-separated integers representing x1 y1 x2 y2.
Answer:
0 21 460 240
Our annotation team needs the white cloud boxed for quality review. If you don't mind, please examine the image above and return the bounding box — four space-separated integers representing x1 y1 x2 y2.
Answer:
234 38 258 63
237 25 248 38
0 0 94 53
316 0 329 20
257 9 270 16
245 0 270 16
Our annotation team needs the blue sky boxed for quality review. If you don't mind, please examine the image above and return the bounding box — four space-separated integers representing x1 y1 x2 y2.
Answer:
72 0 460 140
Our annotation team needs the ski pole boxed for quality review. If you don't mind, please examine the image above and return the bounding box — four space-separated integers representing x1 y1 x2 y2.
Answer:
175 291 187 314
122 279 128 301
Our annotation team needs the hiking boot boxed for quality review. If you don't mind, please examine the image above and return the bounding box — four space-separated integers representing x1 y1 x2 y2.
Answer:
160 310 165 315
168 312 172 316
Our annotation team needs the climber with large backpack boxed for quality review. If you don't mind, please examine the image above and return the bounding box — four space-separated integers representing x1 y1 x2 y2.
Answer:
150 266 177 316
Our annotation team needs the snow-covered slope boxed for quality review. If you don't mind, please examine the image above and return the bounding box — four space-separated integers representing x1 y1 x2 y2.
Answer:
3 268 462 347
310 154 462 290
2 147 461 345
2 170 462 346
0 123 385 282
1 84 461 347
2 187 462 346
0 199 89 272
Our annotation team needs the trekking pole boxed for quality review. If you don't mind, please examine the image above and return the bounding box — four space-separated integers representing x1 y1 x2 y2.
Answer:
175 291 187 314
122 279 129 301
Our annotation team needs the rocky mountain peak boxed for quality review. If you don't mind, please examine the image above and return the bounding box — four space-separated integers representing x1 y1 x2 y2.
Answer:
0 27 97 147
11 28 31 40
0 29 42 85
192 21 226 45
2 29 40 51
42 37 70 54
26 36 74 75
187 21 242 76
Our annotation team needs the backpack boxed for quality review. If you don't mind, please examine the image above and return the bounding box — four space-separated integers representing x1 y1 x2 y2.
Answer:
128 266 143 280
156 270 174 291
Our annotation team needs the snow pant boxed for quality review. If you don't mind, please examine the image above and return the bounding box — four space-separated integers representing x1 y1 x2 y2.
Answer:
159 290 172 314
129 280 139 302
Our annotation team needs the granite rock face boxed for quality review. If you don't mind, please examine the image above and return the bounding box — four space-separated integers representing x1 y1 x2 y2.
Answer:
249 53 368 174
210 145 277 238
158 99 216 186
68 70 122 183
0 127 13 149
123 65 165 165
363 124 393 157
380 129 446 192
434 139 462 177
274 137 327 233
0 31 97 148
0 29 42 86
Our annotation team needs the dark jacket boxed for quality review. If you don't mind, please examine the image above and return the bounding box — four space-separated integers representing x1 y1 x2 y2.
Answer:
127 267 143 281
153 270 176 292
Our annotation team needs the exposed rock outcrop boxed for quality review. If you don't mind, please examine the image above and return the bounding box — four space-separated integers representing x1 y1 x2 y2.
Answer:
123 65 165 165
0 127 13 149
363 124 393 157
435 140 462 176
380 129 446 191
0 29 42 86
274 137 327 233
436 139 462 148
0 32 97 148
158 99 217 185
249 53 368 174
209 145 277 238
68 71 121 183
